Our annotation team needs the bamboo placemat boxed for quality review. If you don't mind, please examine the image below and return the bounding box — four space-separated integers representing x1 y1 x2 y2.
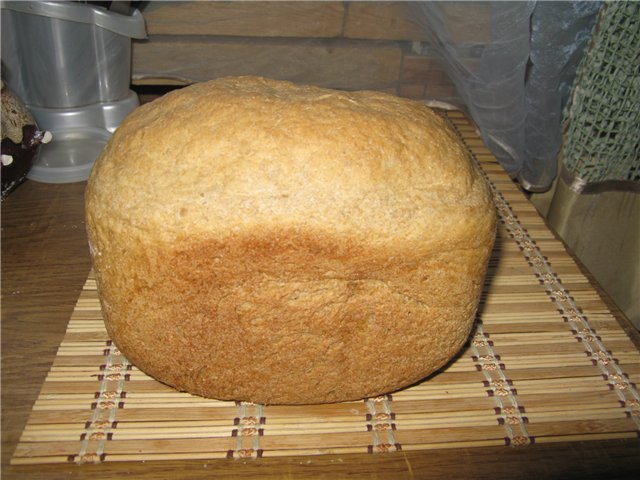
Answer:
12 111 640 465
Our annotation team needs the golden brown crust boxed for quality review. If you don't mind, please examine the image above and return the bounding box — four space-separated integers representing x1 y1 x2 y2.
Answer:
86 76 496 404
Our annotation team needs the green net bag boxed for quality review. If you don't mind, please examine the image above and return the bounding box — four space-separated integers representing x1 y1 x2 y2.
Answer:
561 1 640 192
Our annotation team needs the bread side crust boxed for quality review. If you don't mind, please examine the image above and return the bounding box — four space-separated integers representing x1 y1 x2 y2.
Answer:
91 227 491 404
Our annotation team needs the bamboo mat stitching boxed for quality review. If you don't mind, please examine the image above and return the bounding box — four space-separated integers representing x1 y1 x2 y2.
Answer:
470 325 531 446
444 113 640 431
365 395 401 453
70 340 131 464
227 403 265 459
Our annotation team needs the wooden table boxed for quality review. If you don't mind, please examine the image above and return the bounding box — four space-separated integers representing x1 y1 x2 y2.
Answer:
3 173 640 479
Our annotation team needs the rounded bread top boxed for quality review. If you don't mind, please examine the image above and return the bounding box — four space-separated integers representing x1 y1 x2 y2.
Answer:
86 76 492 250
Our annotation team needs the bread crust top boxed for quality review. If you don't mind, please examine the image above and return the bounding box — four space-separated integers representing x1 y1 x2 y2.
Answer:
86 76 493 254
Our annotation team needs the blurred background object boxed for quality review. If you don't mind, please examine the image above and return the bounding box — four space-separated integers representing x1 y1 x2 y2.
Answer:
1 80 51 198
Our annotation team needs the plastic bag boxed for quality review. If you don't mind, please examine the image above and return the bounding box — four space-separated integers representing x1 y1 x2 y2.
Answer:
411 1 601 192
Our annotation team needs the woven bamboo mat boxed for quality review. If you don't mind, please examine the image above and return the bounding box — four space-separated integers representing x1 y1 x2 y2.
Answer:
12 111 640 465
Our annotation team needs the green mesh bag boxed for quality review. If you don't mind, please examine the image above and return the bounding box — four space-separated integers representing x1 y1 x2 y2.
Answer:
561 1 640 191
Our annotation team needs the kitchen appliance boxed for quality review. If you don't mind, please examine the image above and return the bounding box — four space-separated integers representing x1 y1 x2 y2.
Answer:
1 1 146 183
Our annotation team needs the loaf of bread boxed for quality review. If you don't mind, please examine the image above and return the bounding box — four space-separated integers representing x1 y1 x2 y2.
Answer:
85 76 496 405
